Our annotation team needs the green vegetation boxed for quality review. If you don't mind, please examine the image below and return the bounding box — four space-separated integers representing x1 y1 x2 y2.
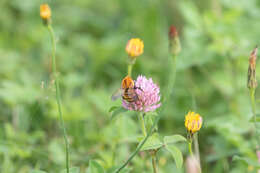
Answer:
0 0 260 172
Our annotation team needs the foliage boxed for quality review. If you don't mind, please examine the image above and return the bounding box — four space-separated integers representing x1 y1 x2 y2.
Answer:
0 0 260 172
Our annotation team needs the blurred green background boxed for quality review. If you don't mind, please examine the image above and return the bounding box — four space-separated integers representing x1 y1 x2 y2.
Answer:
1 0 260 172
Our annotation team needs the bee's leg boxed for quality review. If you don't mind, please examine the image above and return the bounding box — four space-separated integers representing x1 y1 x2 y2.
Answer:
134 86 143 92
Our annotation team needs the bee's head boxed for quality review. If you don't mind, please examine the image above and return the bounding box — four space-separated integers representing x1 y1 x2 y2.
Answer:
121 76 135 89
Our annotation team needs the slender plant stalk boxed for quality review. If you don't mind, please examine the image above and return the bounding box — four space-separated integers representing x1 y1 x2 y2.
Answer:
187 73 202 171
114 53 178 173
128 64 133 77
194 133 202 172
249 88 260 147
138 113 147 136
164 55 176 102
152 155 158 173
138 112 158 173
188 140 193 156
47 25 70 173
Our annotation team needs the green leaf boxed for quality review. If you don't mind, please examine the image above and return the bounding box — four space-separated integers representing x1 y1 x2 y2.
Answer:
109 106 128 120
30 170 47 173
60 167 80 173
108 106 119 113
165 145 183 169
87 160 105 173
232 155 260 168
144 112 158 132
164 135 186 145
141 133 163 151
249 114 260 122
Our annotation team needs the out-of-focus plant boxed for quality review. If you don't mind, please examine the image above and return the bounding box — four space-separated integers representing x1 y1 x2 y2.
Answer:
40 4 70 173
2 0 260 172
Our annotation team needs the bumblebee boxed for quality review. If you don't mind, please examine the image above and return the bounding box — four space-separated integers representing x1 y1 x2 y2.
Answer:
111 76 141 103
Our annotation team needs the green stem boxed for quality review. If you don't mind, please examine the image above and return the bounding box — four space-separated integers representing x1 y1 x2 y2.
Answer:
128 64 133 77
47 25 70 173
152 155 158 173
249 88 260 147
138 113 147 136
194 133 202 171
164 55 176 103
188 141 193 156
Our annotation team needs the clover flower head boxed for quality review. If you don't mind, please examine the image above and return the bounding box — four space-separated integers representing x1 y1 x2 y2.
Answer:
122 75 161 112
185 111 203 134
125 38 144 58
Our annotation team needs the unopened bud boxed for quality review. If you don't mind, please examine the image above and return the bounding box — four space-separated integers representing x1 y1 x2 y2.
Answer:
247 47 258 89
40 4 51 25
125 38 144 58
169 25 181 56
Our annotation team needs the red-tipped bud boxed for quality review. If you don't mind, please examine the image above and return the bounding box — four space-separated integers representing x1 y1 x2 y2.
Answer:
169 25 178 39
168 25 181 56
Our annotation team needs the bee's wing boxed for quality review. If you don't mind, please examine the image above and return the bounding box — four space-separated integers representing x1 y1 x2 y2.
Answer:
111 88 123 101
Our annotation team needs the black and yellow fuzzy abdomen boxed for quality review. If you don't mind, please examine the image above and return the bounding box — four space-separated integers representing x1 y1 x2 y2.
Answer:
122 88 138 103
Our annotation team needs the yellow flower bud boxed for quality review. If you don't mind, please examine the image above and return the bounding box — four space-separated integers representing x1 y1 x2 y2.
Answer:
40 4 51 21
125 38 144 58
185 111 203 134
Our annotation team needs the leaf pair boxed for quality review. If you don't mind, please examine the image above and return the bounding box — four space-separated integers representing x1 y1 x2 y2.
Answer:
140 134 186 169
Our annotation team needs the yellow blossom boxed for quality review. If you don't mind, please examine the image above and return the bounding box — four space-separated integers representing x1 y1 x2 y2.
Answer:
125 38 144 58
185 111 202 134
40 4 51 20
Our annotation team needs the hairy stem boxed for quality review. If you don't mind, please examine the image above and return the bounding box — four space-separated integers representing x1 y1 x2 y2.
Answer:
47 25 70 173
249 88 260 147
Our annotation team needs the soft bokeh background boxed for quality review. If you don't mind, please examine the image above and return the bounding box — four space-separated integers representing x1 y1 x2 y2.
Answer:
1 0 260 172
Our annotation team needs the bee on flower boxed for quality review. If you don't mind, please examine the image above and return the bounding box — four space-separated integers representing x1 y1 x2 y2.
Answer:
40 4 51 25
111 75 142 103
125 38 144 58
185 111 203 135
112 75 161 112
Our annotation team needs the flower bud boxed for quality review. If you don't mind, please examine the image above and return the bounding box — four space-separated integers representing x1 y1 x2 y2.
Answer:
185 156 201 173
248 47 258 89
40 4 51 25
169 25 181 56
125 38 144 58
185 111 203 134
